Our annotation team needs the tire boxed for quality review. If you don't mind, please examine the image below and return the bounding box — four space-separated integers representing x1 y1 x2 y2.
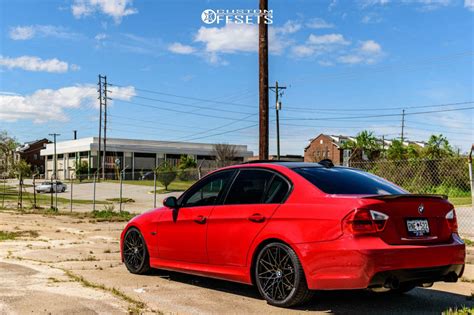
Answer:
255 242 313 307
123 227 151 274
62 187 66 192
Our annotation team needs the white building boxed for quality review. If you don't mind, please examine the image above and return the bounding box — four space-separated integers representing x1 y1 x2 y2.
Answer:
40 137 253 180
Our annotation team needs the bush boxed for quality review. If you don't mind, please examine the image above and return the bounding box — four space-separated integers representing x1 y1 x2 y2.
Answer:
155 162 177 190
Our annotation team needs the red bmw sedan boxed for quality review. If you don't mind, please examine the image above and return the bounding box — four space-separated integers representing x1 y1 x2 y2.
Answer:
120 161 465 307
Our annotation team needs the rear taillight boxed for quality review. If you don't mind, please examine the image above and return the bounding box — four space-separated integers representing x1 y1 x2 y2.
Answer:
446 209 458 233
343 209 389 235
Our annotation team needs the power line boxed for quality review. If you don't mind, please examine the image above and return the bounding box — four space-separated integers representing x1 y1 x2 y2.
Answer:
109 82 257 109
112 99 258 122
283 106 474 121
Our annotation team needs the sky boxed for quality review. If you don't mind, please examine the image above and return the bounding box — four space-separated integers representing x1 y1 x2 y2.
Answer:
0 0 473 156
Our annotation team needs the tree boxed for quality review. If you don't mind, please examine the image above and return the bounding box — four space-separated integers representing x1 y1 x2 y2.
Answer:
155 162 177 190
13 160 32 178
178 155 197 181
422 134 454 159
213 143 238 167
386 140 406 160
342 130 380 163
75 160 88 182
0 130 19 176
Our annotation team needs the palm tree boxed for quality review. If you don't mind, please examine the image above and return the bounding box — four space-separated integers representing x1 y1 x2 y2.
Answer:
342 130 380 163
423 134 453 159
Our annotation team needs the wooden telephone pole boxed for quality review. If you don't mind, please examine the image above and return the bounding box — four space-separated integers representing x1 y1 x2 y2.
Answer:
258 0 269 160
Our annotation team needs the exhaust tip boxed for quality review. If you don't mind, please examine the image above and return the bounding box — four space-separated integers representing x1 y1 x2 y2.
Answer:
384 277 400 290
444 272 458 283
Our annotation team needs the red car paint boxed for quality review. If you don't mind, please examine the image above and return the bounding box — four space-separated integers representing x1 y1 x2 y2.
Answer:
120 162 465 290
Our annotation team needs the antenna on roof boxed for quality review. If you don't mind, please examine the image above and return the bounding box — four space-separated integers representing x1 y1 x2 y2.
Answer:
319 159 334 168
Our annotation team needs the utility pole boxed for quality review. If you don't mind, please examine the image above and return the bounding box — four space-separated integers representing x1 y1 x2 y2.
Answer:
269 81 286 160
73 130 77 140
49 133 60 210
258 0 269 160
401 109 405 143
98 75 103 181
102 75 111 180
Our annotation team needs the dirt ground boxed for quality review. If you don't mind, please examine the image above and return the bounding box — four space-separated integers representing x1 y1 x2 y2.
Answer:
0 210 473 314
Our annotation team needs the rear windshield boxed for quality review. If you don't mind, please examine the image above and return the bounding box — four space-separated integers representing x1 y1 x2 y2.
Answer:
293 167 406 195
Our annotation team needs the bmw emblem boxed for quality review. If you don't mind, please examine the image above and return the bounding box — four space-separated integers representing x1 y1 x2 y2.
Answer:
418 204 424 214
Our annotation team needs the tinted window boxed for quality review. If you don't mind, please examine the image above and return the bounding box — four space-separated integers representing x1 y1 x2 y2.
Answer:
264 175 290 203
182 171 233 207
224 170 274 205
293 167 406 195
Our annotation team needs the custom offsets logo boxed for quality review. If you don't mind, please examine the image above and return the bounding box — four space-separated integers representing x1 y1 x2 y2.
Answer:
201 9 273 25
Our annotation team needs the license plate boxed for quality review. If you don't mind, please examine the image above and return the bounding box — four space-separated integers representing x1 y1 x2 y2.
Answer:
406 219 430 237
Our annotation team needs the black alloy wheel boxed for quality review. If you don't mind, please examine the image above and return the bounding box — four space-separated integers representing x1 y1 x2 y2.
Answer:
123 228 150 274
255 242 313 307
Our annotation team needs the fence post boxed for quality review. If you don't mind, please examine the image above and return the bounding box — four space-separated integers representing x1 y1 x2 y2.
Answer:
32 174 37 209
153 171 157 208
119 170 123 213
93 172 97 212
70 176 73 212
1 176 5 208
469 149 473 213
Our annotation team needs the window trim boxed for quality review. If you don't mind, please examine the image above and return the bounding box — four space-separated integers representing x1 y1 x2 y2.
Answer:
221 167 293 205
178 169 237 208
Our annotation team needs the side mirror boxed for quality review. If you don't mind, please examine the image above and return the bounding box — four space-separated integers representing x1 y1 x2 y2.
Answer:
163 196 178 209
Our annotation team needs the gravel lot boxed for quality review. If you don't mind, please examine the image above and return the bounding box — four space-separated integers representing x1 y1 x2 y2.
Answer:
0 211 473 314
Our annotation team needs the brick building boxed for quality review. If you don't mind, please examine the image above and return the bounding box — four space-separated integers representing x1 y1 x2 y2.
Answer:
15 138 51 175
304 134 353 165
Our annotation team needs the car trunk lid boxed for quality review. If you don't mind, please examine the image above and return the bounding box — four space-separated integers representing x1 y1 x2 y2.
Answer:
360 194 454 245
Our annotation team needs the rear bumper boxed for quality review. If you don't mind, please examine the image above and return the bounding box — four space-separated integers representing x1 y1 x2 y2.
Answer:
295 233 465 290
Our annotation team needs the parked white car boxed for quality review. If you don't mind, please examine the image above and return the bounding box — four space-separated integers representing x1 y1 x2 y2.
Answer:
36 181 67 193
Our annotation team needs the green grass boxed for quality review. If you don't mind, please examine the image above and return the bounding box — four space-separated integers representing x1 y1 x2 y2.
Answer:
107 179 195 190
463 238 473 246
0 230 39 241
449 196 472 207
91 210 135 222
105 198 135 203
443 306 474 315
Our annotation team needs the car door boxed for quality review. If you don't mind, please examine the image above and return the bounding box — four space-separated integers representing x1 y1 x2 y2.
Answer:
207 169 291 266
157 170 235 263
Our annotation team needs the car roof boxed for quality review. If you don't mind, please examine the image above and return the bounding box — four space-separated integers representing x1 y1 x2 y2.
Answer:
239 161 337 169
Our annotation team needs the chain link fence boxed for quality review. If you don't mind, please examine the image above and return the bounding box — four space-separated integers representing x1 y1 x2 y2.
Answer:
1 158 472 237
350 157 473 237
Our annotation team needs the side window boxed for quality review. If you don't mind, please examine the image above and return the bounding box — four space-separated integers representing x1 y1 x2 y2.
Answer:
182 171 233 207
224 170 274 205
264 175 290 204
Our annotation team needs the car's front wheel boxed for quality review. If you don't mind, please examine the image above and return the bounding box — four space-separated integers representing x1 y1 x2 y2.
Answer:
255 242 313 307
123 227 150 274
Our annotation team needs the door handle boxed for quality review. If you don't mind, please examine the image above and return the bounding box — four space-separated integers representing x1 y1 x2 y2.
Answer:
248 213 265 223
194 215 207 224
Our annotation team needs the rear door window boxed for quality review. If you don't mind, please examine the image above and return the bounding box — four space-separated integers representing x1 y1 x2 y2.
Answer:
224 170 274 205
293 167 406 195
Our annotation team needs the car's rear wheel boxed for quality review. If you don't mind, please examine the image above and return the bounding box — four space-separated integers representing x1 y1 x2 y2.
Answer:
62 187 66 192
255 242 313 307
123 227 150 274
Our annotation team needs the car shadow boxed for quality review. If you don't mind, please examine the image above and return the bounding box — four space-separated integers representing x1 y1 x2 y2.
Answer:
148 269 473 313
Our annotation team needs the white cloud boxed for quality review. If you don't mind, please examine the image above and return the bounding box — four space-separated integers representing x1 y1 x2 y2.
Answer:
308 33 350 45
361 0 458 10
0 56 80 73
361 13 383 24
338 40 383 64
306 18 334 29
465 0 474 10
0 85 135 123
95 33 107 41
71 0 137 23
168 42 196 54
275 20 302 34
292 33 350 57
9 26 35 40
9 25 79 40
195 24 258 54
360 40 382 53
